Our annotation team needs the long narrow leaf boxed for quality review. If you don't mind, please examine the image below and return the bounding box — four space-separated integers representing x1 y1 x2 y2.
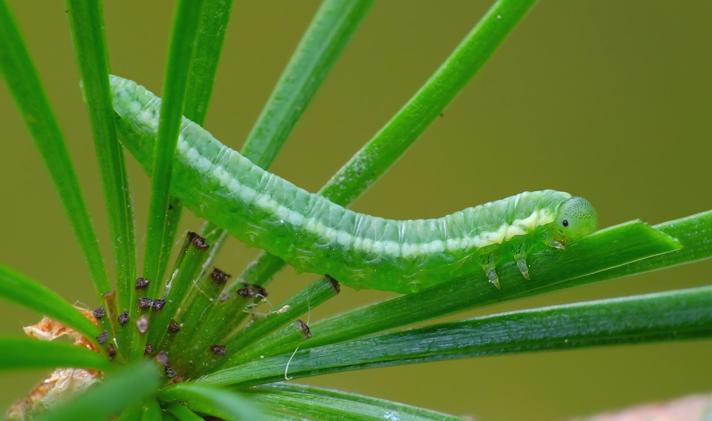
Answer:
240 0 374 167
0 264 100 338
221 220 680 366
135 0 206 359
574 210 712 286
0 0 109 296
248 383 461 421
154 0 234 293
184 0 234 125
159 384 265 421
37 362 161 421
65 0 134 353
199 285 712 386
140 399 163 421
0 338 108 370
167 404 205 421
142 0 205 295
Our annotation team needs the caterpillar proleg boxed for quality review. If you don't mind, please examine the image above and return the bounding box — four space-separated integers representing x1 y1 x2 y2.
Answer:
110 76 598 293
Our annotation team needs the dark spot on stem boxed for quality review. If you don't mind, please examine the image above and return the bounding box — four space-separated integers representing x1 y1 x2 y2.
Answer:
168 319 181 333
92 306 105 320
210 345 226 356
210 268 230 285
135 277 150 289
107 343 116 360
144 344 154 356
325 274 341 294
138 297 153 310
152 298 166 311
296 319 312 338
96 331 108 345
118 311 129 326
188 231 209 250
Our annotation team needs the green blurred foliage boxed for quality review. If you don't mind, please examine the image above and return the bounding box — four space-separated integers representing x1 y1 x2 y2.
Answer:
0 1 710 419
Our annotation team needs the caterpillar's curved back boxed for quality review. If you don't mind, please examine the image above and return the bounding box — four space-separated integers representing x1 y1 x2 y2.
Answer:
110 75 598 293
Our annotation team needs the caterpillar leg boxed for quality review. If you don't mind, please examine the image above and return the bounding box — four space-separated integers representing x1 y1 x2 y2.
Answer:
548 239 566 250
514 244 530 281
480 253 501 290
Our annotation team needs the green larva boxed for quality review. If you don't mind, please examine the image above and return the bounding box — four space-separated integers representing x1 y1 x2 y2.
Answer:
109 75 598 293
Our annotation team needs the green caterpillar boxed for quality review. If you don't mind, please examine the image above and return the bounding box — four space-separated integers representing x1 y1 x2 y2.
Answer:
110 75 598 293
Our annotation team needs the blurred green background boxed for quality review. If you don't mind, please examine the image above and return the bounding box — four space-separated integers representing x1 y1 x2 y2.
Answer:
1 1 711 419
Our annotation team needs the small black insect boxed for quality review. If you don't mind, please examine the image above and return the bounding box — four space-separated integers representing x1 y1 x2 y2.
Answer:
168 319 181 333
92 306 105 319
107 343 116 360
296 319 312 338
96 330 109 345
155 351 169 366
236 283 268 299
210 267 230 285
210 345 226 356
144 343 154 356
152 298 166 311
118 311 129 326
135 277 150 289
188 231 209 250
138 297 153 310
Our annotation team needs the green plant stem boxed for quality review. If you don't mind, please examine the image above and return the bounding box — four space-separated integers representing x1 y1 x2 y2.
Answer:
220 220 679 367
166 404 204 421
140 399 163 421
0 0 110 297
158 384 265 420
65 0 135 346
190 276 340 376
246 383 461 421
200 285 712 386
37 362 160 421
167 267 231 373
136 0 205 360
572 210 712 286
323 0 537 206
184 0 234 125
0 337 109 370
240 0 374 165
156 197 183 288
146 231 220 352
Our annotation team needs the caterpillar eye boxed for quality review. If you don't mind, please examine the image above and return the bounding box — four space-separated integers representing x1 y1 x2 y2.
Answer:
562 219 569 227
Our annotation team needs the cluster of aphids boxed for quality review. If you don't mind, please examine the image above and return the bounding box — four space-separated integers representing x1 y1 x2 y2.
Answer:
88 231 276 380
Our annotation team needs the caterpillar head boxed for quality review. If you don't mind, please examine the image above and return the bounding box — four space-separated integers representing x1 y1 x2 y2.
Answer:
555 197 598 243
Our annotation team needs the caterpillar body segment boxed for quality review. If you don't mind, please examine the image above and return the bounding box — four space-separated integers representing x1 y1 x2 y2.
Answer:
110 76 598 293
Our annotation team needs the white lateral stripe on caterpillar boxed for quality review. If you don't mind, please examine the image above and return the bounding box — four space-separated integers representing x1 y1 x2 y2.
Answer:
174 132 555 257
